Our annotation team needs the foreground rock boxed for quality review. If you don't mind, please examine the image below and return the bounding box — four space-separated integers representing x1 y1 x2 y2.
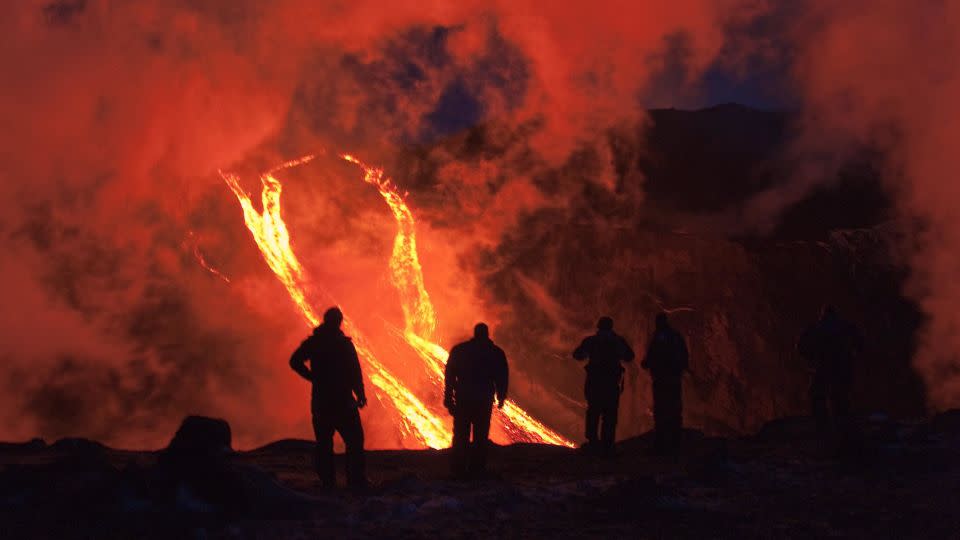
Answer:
1 413 959 538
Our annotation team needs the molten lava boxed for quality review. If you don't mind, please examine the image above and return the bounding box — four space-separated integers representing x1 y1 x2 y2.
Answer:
187 231 231 283
341 154 573 447
221 158 449 449
222 154 573 449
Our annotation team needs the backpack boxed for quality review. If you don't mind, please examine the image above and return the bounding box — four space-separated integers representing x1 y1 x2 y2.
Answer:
586 334 627 375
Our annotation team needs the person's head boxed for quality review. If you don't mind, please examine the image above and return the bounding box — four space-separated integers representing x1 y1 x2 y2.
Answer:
474 322 490 340
655 312 669 330
323 306 344 328
821 304 838 321
597 316 614 332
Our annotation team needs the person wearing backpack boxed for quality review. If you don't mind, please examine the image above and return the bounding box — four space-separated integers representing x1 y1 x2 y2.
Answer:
573 316 636 455
641 312 689 455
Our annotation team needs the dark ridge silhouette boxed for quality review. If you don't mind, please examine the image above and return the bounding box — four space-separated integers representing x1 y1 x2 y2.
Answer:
50 437 108 454
0 438 46 453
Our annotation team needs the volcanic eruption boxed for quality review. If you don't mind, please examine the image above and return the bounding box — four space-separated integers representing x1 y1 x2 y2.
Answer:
1 0 958 452
222 153 572 448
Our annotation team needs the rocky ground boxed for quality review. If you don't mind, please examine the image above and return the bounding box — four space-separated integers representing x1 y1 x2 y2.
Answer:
1 412 959 539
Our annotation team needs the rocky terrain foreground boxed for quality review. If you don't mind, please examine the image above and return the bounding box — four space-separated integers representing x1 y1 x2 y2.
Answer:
1 413 959 539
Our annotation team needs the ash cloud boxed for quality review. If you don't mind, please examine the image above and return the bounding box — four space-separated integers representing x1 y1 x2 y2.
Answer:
6 0 948 448
692 0 960 412
784 0 960 410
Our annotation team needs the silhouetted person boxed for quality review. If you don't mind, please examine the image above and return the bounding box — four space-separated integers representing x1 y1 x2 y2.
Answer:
444 323 509 479
641 312 688 455
798 305 863 436
573 316 635 455
290 307 368 489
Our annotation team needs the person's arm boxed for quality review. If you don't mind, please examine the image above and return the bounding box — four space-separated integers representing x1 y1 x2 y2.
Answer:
573 337 590 361
677 335 689 372
495 349 509 408
444 348 459 413
640 338 654 370
621 337 636 363
851 324 865 357
289 340 312 381
347 341 366 408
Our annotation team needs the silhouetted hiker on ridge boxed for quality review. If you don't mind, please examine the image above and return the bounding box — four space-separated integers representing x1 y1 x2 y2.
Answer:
290 306 368 489
444 323 509 479
798 305 863 437
641 312 688 456
573 316 635 455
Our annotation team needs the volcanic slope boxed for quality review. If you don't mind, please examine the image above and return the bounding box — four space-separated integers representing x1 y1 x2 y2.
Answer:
391 104 919 440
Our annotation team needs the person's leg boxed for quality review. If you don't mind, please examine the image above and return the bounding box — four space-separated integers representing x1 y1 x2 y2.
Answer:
666 379 683 453
600 387 619 453
831 370 863 459
652 380 666 452
312 413 336 486
451 412 471 477
810 372 829 435
471 403 493 475
584 378 600 447
338 407 367 487
585 404 601 447
831 374 852 420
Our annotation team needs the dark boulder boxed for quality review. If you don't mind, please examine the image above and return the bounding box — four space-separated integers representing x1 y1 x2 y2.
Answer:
165 415 233 455
157 416 245 514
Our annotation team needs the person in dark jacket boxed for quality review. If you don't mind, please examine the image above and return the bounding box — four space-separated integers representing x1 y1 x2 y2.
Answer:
798 305 863 436
573 316 635 455
641 312 688 455
290 307 368 489
444 323 509 478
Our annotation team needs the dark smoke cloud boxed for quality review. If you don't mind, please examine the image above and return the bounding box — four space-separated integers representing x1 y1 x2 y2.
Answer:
721 0 960 410
8 0 947 448
783 0 960 410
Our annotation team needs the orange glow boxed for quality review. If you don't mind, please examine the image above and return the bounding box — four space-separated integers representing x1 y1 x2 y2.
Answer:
187 231 231 283
222 154 573 449
221 159 450 449
341 154 574 447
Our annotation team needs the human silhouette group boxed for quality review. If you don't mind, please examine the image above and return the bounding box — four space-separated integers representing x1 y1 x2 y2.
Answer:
290 305 860 488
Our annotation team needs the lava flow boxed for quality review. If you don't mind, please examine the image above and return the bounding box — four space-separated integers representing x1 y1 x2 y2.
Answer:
341 154 574 447
222 154 573 449
221 157 449 449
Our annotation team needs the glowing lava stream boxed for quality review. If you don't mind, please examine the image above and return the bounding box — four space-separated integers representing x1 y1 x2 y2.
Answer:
223 154 573 449
341 154 574 447
221 157 449 449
